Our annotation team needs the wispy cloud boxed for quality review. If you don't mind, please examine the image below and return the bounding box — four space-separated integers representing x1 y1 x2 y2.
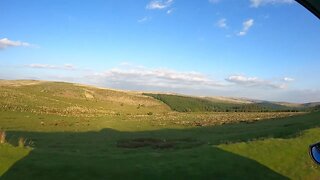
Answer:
166 8 174 14
86 64 297 92
216 18 227 29
250 0 294 8
146 0 173 10
138 16 152 23
26 64 76 70
226 75 291 89
237 19 254 36
283 77 295 82
87 64 222 90
0 38 32 50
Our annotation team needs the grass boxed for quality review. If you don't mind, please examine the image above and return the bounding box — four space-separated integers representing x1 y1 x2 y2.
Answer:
0 144 30 177
0 81 171 116
0 111 320 179
219 128 320 179
1 80 320 179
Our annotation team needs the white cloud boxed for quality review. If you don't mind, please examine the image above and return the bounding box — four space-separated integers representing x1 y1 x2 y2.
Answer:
250 0 294 8
0 38 32 50
26 64 76 70
226 75 289 89
216 18 227 28
146 0 173 10
138 16 152 23
237 19 254 36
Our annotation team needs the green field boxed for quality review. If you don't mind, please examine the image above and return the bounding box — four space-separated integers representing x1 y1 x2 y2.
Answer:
1 80 320 179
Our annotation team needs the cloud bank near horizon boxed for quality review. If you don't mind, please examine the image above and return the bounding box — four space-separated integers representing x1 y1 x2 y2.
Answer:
14 62 314 103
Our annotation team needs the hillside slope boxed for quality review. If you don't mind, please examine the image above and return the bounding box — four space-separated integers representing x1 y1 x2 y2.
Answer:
0 80 170 116
144 93 308 112
0 80 315 115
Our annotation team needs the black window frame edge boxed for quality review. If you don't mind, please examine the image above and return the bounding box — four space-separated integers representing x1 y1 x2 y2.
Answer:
296 0 320 19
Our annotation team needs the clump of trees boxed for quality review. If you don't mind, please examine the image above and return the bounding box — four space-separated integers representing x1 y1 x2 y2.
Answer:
144 93 302 113
18 137 26 148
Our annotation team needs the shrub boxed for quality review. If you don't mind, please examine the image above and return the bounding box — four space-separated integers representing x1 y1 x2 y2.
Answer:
18 137 26 148
147 112 153 116
0 131 6 144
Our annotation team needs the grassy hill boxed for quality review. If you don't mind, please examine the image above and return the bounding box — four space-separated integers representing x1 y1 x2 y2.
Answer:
0 80 313 115
0 80 170 116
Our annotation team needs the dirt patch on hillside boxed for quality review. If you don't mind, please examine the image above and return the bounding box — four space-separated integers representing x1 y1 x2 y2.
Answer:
117 138 203 150
84 91 95 100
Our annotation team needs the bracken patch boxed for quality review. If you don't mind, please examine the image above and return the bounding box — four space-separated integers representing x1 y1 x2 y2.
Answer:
117 137 203 150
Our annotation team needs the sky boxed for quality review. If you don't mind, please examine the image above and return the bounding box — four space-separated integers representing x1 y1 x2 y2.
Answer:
0 0 319 103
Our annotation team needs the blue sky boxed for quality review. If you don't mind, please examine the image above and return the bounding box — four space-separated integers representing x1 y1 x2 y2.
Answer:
0 0 319 103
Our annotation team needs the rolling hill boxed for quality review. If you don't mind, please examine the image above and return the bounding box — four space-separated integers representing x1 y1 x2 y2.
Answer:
0 80 171 116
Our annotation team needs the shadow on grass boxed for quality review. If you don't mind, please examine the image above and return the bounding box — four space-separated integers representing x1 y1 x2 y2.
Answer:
1 144 287 179
2 112 320 179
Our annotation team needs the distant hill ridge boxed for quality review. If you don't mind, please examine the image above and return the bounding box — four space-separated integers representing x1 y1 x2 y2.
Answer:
0 80 318 113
